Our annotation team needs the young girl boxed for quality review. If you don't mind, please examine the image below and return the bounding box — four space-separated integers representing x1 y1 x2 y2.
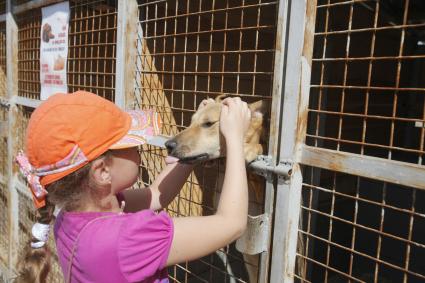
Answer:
15 90 251 283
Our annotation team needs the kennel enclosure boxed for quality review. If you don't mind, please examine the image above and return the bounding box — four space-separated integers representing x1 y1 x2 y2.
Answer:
0 0 424 283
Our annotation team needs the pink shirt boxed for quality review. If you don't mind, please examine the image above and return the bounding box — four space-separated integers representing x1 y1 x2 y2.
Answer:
54 209 173 283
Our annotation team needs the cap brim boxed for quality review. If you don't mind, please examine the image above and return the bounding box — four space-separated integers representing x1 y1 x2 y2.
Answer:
109 110 161 150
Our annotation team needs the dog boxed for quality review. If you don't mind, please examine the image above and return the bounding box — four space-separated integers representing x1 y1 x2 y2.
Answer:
42 23 55 43
165 97 267 164
165 96 269 283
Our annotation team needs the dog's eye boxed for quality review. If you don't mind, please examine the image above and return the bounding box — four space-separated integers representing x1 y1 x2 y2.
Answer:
202 121 215 128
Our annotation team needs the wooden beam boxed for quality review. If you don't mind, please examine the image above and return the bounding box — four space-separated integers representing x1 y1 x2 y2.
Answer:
300 145 425 190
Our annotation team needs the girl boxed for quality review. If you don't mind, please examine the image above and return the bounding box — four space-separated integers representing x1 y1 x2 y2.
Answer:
15 90 251 283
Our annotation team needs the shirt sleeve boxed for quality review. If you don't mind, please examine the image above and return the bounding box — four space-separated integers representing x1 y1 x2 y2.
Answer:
118 210 173 282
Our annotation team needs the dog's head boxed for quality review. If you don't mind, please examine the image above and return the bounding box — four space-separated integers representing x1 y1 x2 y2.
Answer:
165 97 268 164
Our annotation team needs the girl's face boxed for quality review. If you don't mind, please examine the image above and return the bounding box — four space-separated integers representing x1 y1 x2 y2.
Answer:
109 147 141 193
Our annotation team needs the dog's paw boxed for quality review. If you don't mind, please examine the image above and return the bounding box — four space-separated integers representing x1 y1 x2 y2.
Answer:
244 144 263 164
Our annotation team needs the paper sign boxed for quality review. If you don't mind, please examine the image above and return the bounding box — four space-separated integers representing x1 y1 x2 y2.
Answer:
40 2 70 100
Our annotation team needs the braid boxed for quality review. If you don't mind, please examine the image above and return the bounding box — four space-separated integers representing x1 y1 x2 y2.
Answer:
14 151 111 282
15 199 54 283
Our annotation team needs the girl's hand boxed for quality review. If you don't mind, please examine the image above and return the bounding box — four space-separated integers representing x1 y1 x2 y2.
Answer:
219 97 251 145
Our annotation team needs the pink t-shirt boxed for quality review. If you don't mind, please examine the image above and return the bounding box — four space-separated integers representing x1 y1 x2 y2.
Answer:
54 209 173 283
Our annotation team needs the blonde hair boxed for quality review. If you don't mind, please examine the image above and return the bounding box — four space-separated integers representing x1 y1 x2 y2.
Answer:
15 152 111 282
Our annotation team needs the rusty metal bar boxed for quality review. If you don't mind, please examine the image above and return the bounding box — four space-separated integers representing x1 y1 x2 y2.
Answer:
306 136 425 156
302 182 425 219
317 0 372 8
315 22 425 36
136 70 273 75
310 84 425 92
297 253 365 282
136 0 278 281
309 109 423 123
300 145 425 190
298 229 425 280
142 25 276 40
142 49 275 56
136 87 272 99
313 55 425 61
139 2 278 23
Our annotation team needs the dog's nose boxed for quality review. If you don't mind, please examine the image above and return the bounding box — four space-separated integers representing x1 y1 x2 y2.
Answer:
165 140 177 153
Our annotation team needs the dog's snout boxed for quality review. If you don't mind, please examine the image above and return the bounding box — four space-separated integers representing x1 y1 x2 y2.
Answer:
165 139 177 153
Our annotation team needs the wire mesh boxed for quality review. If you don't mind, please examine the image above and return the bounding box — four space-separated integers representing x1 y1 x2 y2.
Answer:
17 9 42 100
17 0 118 101
295 165 425 283
0 107 7 178
0 0 5 15
15 107 32 179
0 21 6 97
14 107 63 282
67 0 117 101
307 0 425 165
46 219 65 283
17 190 37 264
17 190 64 282
0 183 8 267
134 0 277 281
14 105 66 280
14 0 33 5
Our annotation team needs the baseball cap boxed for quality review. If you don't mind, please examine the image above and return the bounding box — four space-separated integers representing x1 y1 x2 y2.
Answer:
16 91 161 208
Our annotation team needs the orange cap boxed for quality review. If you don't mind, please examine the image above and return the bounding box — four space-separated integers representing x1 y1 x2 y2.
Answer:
19 91 161 208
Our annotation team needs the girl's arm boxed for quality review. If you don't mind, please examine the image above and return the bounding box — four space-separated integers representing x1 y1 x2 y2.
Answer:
166 97 251 266
121 99 213 212
121 162 193 212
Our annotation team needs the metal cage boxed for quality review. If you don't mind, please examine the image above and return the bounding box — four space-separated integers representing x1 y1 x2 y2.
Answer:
17 0 118 101
296 1 425 282
1 0 424 283
133 0 278 282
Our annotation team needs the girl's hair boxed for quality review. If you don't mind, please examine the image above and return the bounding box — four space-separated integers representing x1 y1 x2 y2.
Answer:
14 152 111 282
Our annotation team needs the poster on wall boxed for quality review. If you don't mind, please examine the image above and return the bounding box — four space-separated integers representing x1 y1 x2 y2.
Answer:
40 1 70 100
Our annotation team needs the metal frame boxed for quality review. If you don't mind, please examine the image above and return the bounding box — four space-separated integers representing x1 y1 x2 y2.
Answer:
115 0 137 109
1 0 423 282
269 0 309 281
6 0 19 274
2 0 122 279
301 145 425 190
294 1 425 282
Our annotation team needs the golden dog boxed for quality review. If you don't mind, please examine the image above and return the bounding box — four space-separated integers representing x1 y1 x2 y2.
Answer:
165 96 269 283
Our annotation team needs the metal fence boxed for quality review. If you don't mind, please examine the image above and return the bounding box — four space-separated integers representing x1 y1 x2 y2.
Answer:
17 0 117 101
0 0 424 283
296 1 425 282
134 1 277 281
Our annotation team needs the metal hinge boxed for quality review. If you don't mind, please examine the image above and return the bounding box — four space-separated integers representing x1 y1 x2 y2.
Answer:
0 98 10 109
236 213 270 255
248 155 293 179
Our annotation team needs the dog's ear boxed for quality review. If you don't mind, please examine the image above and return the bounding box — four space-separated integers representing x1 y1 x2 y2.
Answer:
249 100 269 117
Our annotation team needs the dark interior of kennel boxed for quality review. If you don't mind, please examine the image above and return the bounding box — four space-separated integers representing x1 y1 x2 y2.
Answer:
298 1 425 282
137 0 276 282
